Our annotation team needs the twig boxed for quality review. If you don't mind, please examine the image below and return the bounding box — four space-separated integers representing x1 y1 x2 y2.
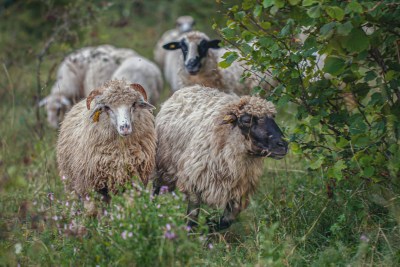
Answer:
2 63 14 128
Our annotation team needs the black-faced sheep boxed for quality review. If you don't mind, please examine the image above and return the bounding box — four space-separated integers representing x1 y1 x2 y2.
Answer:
153 15 195 69
163 31 276 94
153 85 288 230
57 80 156 201
111 56 163 105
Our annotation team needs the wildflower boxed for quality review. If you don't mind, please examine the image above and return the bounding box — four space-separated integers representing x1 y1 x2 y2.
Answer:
164 224 177 240
160 186 169 194
14 243 22 254
121 231 127 240
360 234 370 243
164 231 177 240
52 215 58 221
65 201 69 207
128 232 133 238
62 175 67 180
85 195 90 201
103 210 108 216
185 225 191 232
208 243 214 249
157 204 161 209
47 193 54 201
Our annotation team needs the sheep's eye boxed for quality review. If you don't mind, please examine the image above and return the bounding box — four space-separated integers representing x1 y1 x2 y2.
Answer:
240 115 253 126
103 105 110 111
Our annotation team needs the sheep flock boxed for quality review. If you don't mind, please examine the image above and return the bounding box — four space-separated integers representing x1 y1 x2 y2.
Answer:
44 15 288 230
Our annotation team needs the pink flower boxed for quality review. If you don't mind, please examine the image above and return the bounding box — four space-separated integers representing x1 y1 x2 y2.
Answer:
121 231 127 240
47 193 54 201
208 243 214 249
128 232 133 238
62 175 67 180
160 186 169 194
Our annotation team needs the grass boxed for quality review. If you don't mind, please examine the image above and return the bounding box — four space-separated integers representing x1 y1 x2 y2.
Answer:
1 1 399 266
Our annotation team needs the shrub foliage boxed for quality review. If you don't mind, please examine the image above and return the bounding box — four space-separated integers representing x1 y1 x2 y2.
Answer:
218 0 400 183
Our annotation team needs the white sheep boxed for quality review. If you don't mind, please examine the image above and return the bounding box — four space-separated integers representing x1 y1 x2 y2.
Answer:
111 56 163 105
57 80 156 201
153 15 195 69
40 45 139 128
163 31 276 94
153 85 288 230
39 46 94 128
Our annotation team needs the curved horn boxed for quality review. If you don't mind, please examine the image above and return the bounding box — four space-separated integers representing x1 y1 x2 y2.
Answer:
86 89 103 110
130 83 148 102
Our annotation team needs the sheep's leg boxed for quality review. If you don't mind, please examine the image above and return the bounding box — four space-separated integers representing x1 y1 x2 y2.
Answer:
97 187 111 204
210 198 242 231
186 193 201 228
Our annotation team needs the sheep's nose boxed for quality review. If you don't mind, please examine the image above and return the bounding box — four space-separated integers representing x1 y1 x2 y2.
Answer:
119 124 131 136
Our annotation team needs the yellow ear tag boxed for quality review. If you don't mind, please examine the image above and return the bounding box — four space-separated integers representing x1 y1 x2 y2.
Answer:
222 114 235 124
93 110 101 122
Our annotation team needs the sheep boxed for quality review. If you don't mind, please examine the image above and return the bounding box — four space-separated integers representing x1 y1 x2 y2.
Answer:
57 80 157 201
153 85 288 231
163 31 276 94
40 45 139 128
83 48 120 96
39 46 93 128
111 56 163 105
153 15 195 69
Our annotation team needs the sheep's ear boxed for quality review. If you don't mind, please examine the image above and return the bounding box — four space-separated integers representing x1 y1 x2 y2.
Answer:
163 42 181 50
38 97 49 107
138 100 156 110
208 39 221 49
220 114 237 125
86 89 103 110
60 96 71 107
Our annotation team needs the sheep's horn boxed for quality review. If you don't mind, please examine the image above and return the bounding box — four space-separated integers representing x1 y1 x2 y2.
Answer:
130 83 148 102
86 89 103 110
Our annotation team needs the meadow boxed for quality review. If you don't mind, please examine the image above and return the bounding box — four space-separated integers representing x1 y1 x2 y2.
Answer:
0 1 399 266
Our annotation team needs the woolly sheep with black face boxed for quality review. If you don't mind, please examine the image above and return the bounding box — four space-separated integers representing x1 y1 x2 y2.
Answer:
153 85 288 231
163 31 276 94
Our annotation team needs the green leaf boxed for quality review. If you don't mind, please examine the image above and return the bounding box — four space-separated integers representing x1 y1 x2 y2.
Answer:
345 1 363 14
302 0 318 7
341 28 370 53
332 160 346 180
221 27 236 38
337 21 353 36
253 5 263 17
337 137 349 148
219 52 238 68
320 22 336 37
363 166 375 177
309 157 323 170
307 5 321 18
289 0 300 5
323 56 346 76
326 6 345 21
262 0 274 8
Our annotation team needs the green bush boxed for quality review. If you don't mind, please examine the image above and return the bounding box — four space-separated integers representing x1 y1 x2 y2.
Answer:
217 0 400 183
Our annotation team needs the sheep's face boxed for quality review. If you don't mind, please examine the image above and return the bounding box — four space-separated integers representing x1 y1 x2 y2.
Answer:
163 33 220 75
238 114 288 159
39 95 72 129
176 16 195 33
87 82 155 137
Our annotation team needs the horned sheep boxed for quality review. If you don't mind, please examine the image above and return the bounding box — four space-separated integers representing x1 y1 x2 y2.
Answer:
153 85 288 230
153 15 195 69
57 80 157 201
111 56 163 105
163 31 276 94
